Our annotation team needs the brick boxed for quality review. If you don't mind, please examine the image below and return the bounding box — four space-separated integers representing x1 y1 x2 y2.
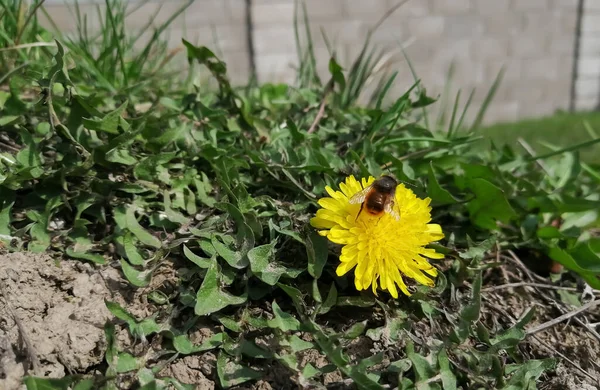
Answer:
513 0 548 10
253 26 296 54
226 0 247 21
255 52 297 82
472 0 511 14
554 0 578 8
451 60 486 85
432 0 473 14
344 0 389 17
480 101 519 124
583 0 600 11
509 33 548 57
472 37 510 60
582 13 600 33
575 77 600 99
574 98 599 111
302 0 344 20
445 15 484 40
560 10 578 32
39 4 102 32
521 57 561 80
390 0 432 17
522 11 558 35
309 20 368 48
548 34 575 55
406 15 445 37
504 81 546 101
580 34 600 54
369 19 406 43
430 39 472 69
483 14 522 36
577 57 600 77
251 2 295 24
518 102 560 119
253 0 292 3
485 59 521 83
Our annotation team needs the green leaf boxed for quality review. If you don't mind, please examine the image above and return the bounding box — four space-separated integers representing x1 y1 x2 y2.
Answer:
82 100 129 134
216 351 262 389
105 300 136 328
114 205 161 249
211 234 246 269
65 248 106 264
306 229 328 279
120 258 151 287
268 301 301 331
318 283 337 315
248 240 303 286
123 233 145 265
466 178 517 230
173 333 225 354
548 245 600 289
438 349 457 390
461 272 482 323
116 352 139 373
195 261 247 316
24 377 76 390
183 245 212 268
427 161 457 206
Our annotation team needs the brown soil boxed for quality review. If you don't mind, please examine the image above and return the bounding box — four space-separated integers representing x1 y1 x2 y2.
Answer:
1 252 599 389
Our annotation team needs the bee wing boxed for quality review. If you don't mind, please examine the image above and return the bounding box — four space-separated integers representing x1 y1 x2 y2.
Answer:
385 200 401 221
348 185 373 205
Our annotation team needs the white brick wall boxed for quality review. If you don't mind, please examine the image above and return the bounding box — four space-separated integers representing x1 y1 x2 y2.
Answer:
576 0 600 111
40 0 598 123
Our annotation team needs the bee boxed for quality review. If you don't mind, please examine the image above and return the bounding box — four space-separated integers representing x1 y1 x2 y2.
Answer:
349 175 401 221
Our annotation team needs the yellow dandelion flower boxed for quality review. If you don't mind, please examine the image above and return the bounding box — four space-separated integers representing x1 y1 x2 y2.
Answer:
310 175 445 298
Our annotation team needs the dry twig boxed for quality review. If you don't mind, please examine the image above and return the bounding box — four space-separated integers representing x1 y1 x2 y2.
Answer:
526 299 600 336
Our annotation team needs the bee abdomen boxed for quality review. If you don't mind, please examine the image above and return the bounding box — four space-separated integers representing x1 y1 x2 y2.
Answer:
366 193 385 214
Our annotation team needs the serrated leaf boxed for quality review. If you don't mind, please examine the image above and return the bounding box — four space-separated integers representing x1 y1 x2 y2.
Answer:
248 240 303 285
466 178 517 230
306 229 328 279
195 261 247 316
116 352 139 373
438 349 457 390
120 258 151 287
268 301 301 331
173 333 224 354
318 283 337 315
183 245 212 268
428 161 457 206
65 248 106 264
211 234 246 269
216 351 262 389
82 100 129 134
123 233 144 265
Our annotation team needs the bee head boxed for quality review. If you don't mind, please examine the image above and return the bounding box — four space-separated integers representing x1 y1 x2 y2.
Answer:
374 175 398 193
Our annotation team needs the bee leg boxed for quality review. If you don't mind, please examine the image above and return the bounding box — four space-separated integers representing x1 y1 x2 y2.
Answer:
355 202 365 221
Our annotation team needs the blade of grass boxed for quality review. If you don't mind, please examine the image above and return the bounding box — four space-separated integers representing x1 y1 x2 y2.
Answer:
583 120 599 139
537 140 600 182
398 41 430 130
469 66 505 132
526 138 600 161
447 89 461 139
374 71 398 109
435 61 456 130
455 88 475 134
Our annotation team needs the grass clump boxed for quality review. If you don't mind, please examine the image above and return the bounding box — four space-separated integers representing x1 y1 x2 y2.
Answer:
1 1 600 389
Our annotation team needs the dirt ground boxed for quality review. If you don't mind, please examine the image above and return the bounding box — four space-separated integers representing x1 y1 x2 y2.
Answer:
0 252 599 389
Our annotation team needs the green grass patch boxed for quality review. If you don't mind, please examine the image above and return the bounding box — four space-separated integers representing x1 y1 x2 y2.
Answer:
2 1 600 389
480 110 600 164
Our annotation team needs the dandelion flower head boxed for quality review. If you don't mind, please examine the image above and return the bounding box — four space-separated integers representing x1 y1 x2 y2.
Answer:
310 175 445 298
